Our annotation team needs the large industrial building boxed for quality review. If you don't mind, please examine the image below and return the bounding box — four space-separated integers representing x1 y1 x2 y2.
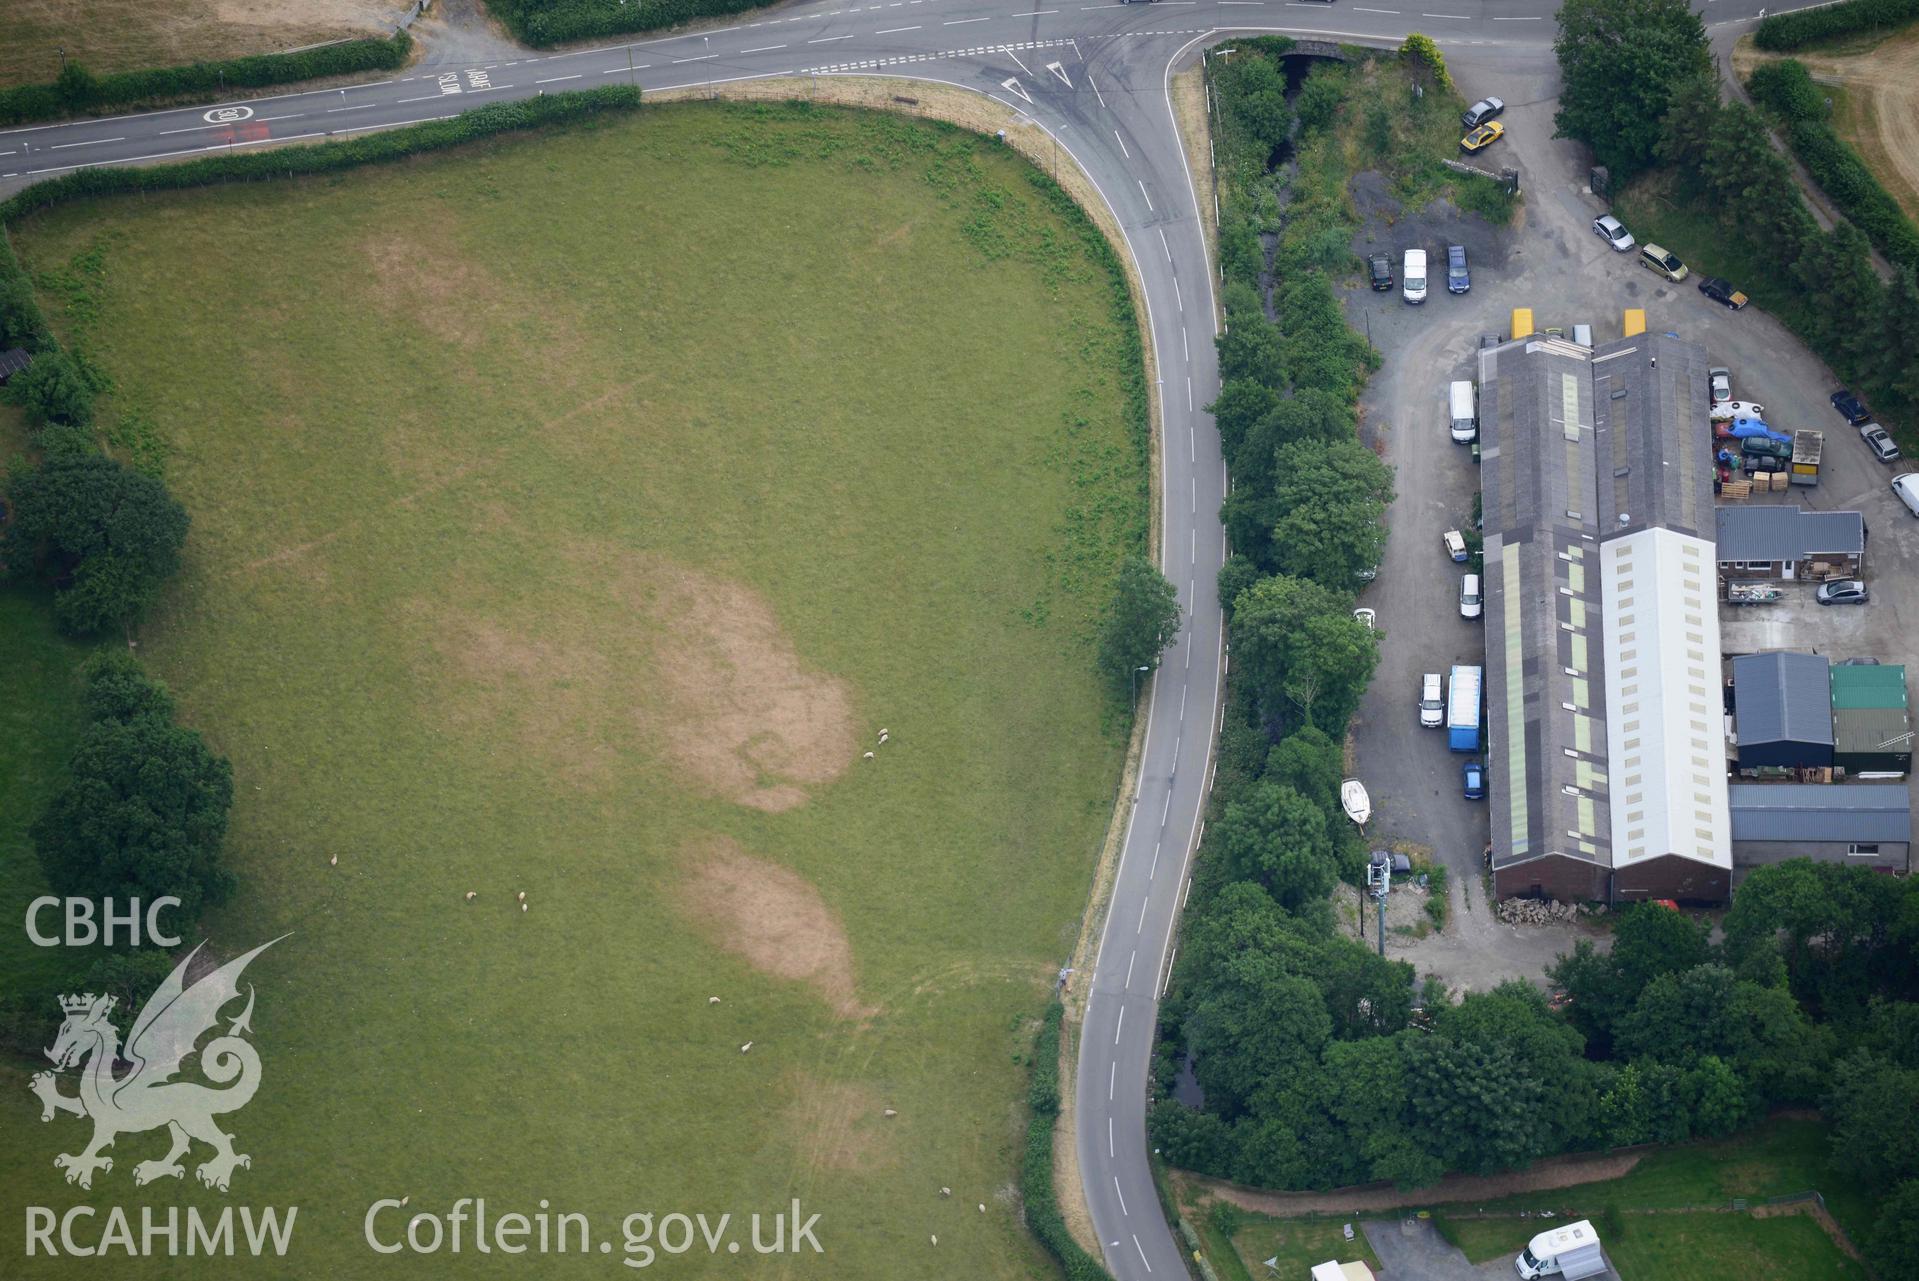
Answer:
1478 329 1731 904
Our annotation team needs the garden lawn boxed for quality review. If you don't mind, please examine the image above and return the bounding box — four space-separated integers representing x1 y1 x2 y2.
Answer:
0 101 1147 1279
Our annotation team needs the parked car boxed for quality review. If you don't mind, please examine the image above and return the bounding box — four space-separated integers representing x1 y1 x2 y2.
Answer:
1698 276 1749 309
1443 529 1468 562
1353 607 1377 629
1368 253 1393 290
1461 121 1504 152
1893 473 1919 517
1462 758 1487 800
1710 399 1765 423
1744 455 1787 476
1860 423 1901 462
1708 366 1732 405
1639 243 1689 282
1403 249 1427 305
1816 579 1870 605
1459 573 1483 619
1420 672 1445 728
1355 563 1379 583
1461 97 1505 128
1832 389 1872 424
1819 579 1865 605
1446 244 1470 294
1593 215 1635 251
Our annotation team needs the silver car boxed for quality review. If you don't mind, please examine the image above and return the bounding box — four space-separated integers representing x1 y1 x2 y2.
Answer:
1593 215 1635 252
1420 673 1445 727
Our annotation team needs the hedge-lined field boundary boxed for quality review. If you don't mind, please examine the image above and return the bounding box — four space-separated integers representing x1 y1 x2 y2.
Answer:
485 0 770 44
1754 0 1919 49
1023 1000 1118 1281
0 85 643 227
0 34 413 128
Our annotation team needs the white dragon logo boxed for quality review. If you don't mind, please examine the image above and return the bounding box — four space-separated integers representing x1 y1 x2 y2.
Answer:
29 936 286 1192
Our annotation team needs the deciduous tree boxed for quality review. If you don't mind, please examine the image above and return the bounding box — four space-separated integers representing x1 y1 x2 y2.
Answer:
1554 0 1711 181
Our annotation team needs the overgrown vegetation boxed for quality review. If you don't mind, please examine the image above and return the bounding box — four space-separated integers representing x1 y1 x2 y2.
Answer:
0 33 412 127
1555 0 1919 443
1025 1001 1117 1280
1756 0 1919 50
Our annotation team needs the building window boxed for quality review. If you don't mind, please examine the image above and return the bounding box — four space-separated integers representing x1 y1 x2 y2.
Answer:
1848 843 1881 856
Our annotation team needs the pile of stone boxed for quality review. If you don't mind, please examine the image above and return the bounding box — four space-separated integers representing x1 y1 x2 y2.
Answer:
1496 898 1607 926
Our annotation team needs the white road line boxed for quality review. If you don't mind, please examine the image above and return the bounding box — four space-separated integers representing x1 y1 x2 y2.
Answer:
946 15 991 21
1353 5 1400 10
742 43 788 50
536 74 583 83
672 53 718 62
1492 13 1542 17
809 33 854 41
876 25 921 32
1149 843 1161 878
1109 1115 1116 1156
1114 1005 1126 1042
326 103 377 112
1183 877 1193 908
1137 178 1153 212
1181 328 1188 362
1160 792 1171 827
1115 1178 1130 1217
1090 74 1107 109
1114 129 1129 158
1187 376 1192 411
398 91 453 100
1162 948 1177 997
51 136 126 149
1421 10 1470 16
1006 48 1033 74
1125 949 1137 987
1137 892 1151 932
1158 226 1170 260
1173 276 1182 311
158 123 229 135
1190 424 1196 462
1134 1233 1153 1271
1109 1061 1116 1100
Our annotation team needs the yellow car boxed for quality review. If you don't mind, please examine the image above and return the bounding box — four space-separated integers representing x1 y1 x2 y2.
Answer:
1461 121 1505 152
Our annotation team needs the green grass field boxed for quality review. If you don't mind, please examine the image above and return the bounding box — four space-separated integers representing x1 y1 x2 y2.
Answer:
1440 1211 1864 1281
0 102 1147 1277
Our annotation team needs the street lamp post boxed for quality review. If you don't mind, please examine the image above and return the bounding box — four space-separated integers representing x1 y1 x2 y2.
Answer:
1131 664 1152 703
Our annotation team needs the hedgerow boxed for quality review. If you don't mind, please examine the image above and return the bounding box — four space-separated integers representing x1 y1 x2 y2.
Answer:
1786 118 1919 269
486 0 772 44
0 34 413 127
1022 1000 1116 1281
1755 0 1919 50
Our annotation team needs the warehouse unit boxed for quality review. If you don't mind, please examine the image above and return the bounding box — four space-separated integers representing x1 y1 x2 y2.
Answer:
1728 783 1911 872
1731 651 1833 771
1480 328 1730 903
1830 664 1912 776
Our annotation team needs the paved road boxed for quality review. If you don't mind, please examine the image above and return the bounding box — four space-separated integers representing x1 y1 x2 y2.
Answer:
0 2 1809 1277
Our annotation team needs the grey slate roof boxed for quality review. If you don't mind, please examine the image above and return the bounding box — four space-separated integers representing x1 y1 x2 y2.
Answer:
1715 506 1864 563
1732 651 1833 748
1728 783 1911 843
1591 332 1713 540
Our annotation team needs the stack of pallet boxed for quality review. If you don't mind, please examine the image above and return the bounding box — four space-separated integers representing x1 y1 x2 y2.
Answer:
1721 478 1753 500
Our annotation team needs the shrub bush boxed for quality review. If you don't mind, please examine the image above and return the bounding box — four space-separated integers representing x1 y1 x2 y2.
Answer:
0 34 413 126
1745 59 1826 122
1755 0 1919 50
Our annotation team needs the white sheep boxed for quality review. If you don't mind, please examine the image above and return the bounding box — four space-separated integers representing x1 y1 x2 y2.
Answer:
708 996 721 1005
464 891 477 902
328 853 337 867
863 751 875 760
740 1042 753 1053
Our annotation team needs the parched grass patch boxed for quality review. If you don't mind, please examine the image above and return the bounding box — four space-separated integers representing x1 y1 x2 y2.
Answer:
0 101 1147 1278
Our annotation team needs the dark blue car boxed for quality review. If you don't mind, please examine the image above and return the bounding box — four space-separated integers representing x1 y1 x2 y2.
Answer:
1447 245 1470 294
1462 758 1486 800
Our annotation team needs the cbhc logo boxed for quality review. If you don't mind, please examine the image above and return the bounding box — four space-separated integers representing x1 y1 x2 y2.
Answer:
25 897 183 947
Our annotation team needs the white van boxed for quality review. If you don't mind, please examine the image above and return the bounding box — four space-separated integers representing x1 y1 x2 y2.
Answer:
1515 1220 1606 1280
1893 473 1919 517
1449 380 1477 443
1459 573 1483 619
1403 249 1427 304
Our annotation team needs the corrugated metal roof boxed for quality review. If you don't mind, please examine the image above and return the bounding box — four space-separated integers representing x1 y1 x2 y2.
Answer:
1728 783 1911 842
1733 651 1833 747
1833 705 1913 756
1831 664 1909 710
1714 506 1864 563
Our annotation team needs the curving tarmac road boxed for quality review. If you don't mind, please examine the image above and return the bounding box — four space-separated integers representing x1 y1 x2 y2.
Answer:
0 1 1791 1274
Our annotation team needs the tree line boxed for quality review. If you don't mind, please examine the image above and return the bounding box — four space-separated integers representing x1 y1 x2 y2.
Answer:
1554 0 1919 439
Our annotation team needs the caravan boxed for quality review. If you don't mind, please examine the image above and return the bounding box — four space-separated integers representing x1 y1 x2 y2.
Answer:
1514 1220 1607 1280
